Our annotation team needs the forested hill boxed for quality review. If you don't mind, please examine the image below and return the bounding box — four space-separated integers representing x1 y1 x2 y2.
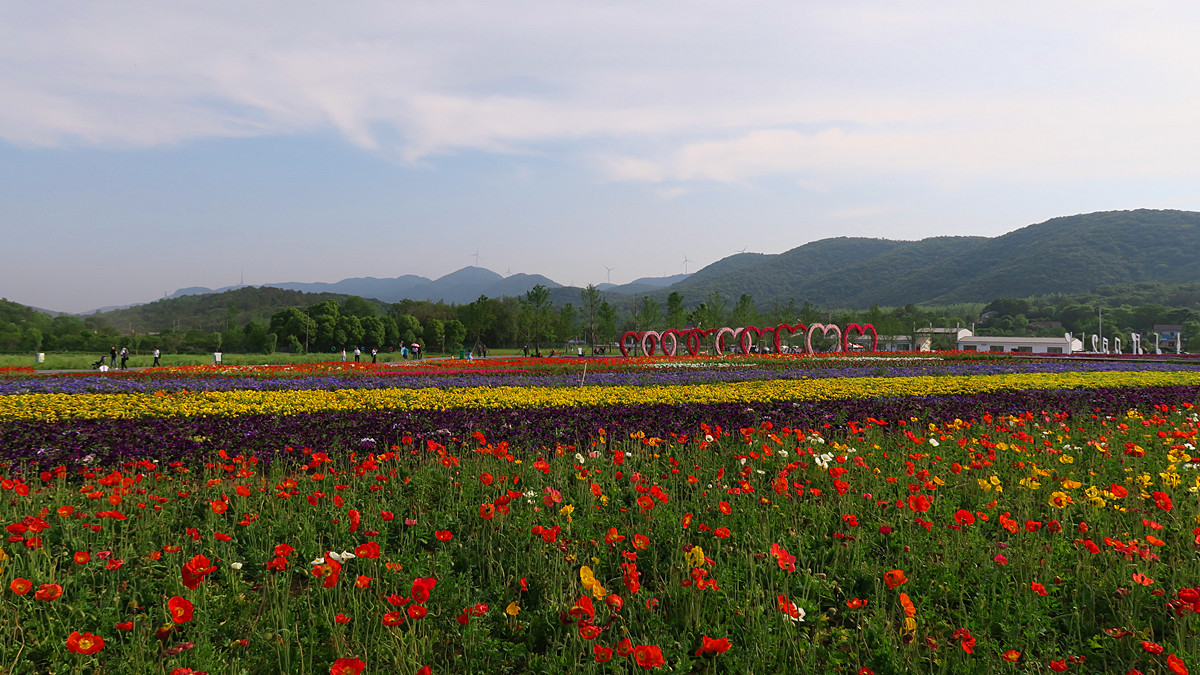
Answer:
668 209 1200 309
97 286 375 334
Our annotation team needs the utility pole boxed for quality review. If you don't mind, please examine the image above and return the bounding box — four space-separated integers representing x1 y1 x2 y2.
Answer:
1098 307 1103 351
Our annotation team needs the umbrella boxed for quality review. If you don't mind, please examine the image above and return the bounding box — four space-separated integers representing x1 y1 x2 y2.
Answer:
411 343 420 348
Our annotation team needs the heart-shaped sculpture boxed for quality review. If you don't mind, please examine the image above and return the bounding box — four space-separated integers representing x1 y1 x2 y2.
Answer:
685 329 705 356
773 323 793 354
640 330 661 357
842 323 879 352
658 329 681 357
738 326 764 355
619 331 640 357
713 327 737 356
806 323 843 354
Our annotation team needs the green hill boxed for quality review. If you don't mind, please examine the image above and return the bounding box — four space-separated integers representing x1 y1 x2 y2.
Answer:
96 286 376 334
665 209 1200 309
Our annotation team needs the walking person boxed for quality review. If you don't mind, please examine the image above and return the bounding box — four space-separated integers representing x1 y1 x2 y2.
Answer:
341 348 346 362
371 348 377 363
354 347 361 363
119 347 129 370
109 346 117 367
152 347 161 367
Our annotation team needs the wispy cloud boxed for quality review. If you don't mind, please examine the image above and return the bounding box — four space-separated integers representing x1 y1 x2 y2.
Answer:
2 1 1199 183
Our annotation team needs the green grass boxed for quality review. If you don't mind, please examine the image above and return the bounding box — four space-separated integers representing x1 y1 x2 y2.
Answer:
0 350 466 370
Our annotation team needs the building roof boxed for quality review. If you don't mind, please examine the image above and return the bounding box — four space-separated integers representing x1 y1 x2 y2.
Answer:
958 336 1073 345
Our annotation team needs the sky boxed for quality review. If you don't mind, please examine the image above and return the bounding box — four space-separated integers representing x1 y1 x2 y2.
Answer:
3 1 1200 314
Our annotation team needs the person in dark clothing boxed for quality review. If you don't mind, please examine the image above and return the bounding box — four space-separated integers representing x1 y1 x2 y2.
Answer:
152 347 161 367
109 346 118 367
119 347 129 370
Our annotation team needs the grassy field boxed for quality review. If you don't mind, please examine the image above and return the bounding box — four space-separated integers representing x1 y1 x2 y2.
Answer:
0 350 532 370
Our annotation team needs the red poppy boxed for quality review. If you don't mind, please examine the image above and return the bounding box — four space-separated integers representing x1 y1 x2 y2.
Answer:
66 631 105 654
480 472 494 485
479 503 495 520
10 578 32 595
411 577 438 604
334 614 351 624
1025 520 1043 532
953 509 975 526
1142 641 1165 655
115 621 133 631
73 552 90 565
1152 491 1173 511
695 635 732 656
570 595 595 619
1050 660 1068 672
594 644 613 662
632 534 649 550
181 554 218 590
407 604 428 620
884 569 908 589
633 644 665 669
435 530 453 542
1167 654 1188 675
718 501 732 515
354 542 380 559
329 657 366 675
712 527 731 539
1002 650 1021 662
382 611 404 626
168 596 194 623
34 584 63 601
616 638 634 657
312 552 342 589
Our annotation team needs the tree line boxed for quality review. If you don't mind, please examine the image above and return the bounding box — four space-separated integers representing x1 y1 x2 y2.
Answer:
4 279 1200 355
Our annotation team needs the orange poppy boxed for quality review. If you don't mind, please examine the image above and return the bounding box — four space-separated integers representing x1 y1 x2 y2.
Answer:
884 569 908 589
34 584 63 601
633 644 665 669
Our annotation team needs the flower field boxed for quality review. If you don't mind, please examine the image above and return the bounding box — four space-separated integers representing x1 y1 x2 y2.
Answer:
2 354 1199 674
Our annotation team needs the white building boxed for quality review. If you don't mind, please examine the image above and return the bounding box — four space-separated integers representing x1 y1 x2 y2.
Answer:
957 335 1083 354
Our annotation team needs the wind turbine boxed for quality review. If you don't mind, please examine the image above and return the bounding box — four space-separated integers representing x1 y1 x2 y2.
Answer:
682 252 693 274
604 265 615 284
736 247 748 254
471 250 480 267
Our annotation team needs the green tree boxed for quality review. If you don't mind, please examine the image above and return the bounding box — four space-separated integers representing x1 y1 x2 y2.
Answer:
444 319 467 350
730 293 758 326
666 292 688 328
341 296 378 319
633 296 662 331
361 316 386 349
424 319 445 352
460 296 496 351
520 285 556 351
581 284 603 347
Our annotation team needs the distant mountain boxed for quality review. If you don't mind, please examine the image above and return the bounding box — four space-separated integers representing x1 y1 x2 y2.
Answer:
71 209 1200 321
662 209 1200 309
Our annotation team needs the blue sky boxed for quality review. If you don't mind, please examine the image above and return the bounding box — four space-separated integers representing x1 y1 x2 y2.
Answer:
3 1 1200 313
